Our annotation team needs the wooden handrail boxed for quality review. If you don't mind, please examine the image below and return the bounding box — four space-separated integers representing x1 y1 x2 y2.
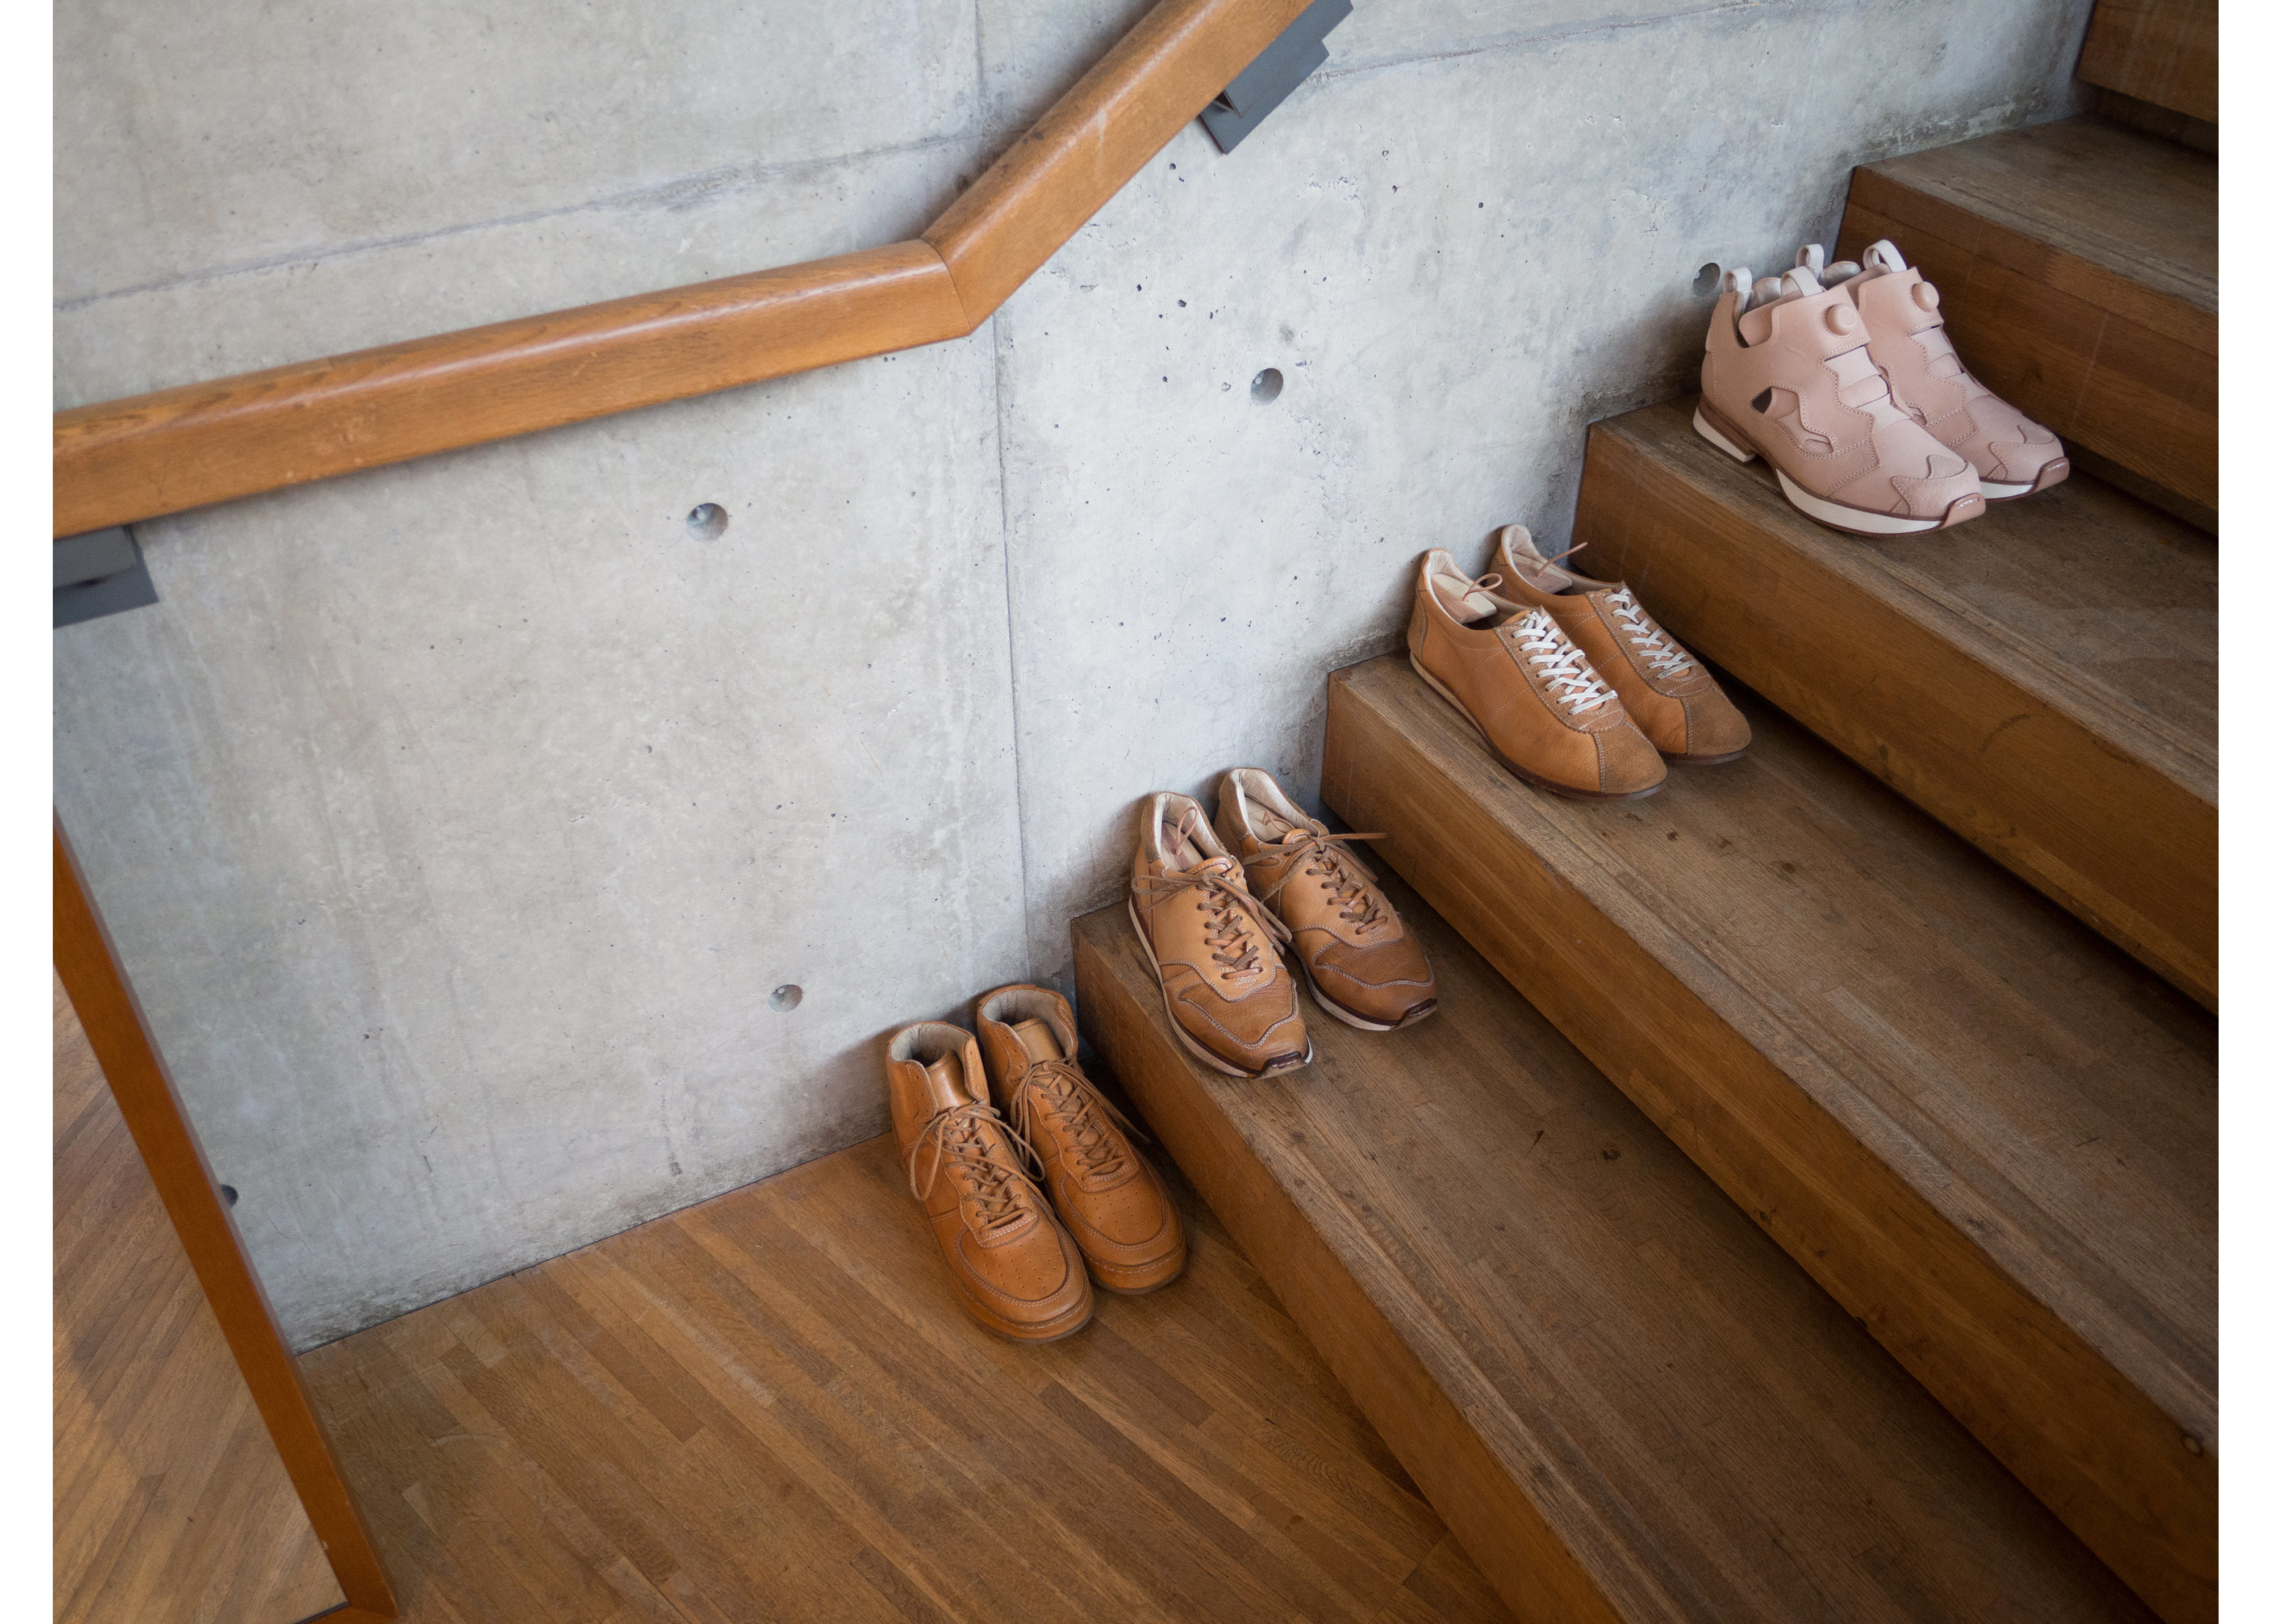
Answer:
52 0 1312 539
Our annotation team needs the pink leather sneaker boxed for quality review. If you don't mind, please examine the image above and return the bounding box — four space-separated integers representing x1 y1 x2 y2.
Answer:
1797 241 2069 500
1696 264 1987 536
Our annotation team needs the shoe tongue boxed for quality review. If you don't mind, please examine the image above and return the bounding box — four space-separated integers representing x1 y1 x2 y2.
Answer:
1011 1018 1064 1062
1736 267 1822 345
923 1049 977 1110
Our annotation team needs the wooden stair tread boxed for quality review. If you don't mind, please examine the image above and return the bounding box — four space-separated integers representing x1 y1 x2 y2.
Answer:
1854 115 2213 320
1073 890 2149 1623
1321 656 2214 1621
1574 400 2215 1007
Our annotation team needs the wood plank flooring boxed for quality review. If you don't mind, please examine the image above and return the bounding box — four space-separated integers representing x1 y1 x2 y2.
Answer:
299 1129 1509 1624
55 973 345 1624
1322 655 2214 1623
1572 399 2215 1005
1839 115 2216 520
1074 878 2152 1623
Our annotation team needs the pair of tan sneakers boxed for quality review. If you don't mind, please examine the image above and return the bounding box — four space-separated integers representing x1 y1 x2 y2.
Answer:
1408 525 1751 800
1697 238 2068 535
884 986 1185 1342
1128 769 1438 1080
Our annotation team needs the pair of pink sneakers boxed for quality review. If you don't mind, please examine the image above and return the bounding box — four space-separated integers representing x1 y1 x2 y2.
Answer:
1695 240 2069 535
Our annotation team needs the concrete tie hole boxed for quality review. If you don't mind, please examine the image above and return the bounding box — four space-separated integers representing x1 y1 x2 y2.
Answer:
1692 262 1721 296
685 503 729 540
220 1184 239 1207
1250 367 1284 404
770 984 803 1012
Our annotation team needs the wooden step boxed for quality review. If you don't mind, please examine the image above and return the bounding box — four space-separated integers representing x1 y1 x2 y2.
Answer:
1837 115 2215 525
2077 0 2215 126
1072 889 2156 1624
1320 656 2215 1623
1571 399 2215 1007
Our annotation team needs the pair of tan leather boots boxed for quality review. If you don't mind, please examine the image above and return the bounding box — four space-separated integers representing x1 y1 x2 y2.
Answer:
884 986 1184 1342
1408 526 1751 801
1128 768 1438 1080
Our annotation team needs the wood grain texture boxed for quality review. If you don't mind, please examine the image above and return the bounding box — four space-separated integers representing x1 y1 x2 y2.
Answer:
1322 656 2214 1624
1075 888 2155 1624
298 1133 1505 1624
1572 401 2215 1007
2077 0 2216 124
56 972 347 1624
923 0 1309 321
53 242 966 538
54 0 1312 536
55 819 399 1621
1839 116 2215 517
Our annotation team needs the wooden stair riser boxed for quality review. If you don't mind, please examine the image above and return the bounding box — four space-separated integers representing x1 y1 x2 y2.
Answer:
1073 927 1622 1624
1321 663 2213 1624
1571 415 2215 1007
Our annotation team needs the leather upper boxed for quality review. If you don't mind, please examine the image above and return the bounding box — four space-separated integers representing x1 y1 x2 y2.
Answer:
883 1022 1091 1338
1700 267 1983 521
1129 793 1308 1075
1489 526 1749 759
975 985 1185 1291
1406 550 1666 797
1214 768 1436 1028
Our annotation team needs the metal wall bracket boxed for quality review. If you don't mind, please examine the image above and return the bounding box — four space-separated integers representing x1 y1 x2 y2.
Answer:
1200 0 1352 154
56 526 159 628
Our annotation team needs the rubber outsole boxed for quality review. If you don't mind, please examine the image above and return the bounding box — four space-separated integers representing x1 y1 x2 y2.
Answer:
1406 656 1665 802
1692 405 1986 536
1125 897 1312 1080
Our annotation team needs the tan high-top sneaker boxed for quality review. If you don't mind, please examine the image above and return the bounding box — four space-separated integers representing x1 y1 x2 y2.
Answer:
1406 548 1666 800
1696 263 1987 535
1799 241 2069 500
1488 525 1749 764
974 985 1187 1294
883 1022 1092 1342
1127 793 1310 1079
1214 768 1438 1032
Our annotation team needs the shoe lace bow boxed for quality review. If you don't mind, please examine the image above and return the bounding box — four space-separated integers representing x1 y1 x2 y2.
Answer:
1252 828 1390 935
1008 1058 1148 1183
1511 610 1615 715
905 1100 1046 1234
1133 857 1291 978
1603 587 1695 678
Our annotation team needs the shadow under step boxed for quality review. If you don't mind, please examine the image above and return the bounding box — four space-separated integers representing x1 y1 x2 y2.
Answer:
1572 397 2215 1007
1074 882 2156 1624
1838 114 2215 528
1319 655 2213 1623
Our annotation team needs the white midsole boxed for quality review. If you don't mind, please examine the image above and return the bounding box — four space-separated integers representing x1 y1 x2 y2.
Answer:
1772 469 1947 535
1977 477 2032 499
1691 408 1755 463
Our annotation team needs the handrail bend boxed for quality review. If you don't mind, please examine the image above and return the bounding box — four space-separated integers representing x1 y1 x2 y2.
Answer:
52 0 1313 539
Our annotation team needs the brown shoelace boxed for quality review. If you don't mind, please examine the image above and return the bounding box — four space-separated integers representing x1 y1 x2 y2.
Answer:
1252 829 1389 934
905 1100 1045 1234
1132 860 1291 975
1009 1058 1146 1183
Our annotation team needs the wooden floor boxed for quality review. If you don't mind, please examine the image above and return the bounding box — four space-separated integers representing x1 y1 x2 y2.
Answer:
55 974 345 1624
299 1130 1511 1624
1323 655 2213 1622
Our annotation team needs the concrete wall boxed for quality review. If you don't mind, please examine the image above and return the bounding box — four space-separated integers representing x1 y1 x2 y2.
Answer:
55 0 2093 1347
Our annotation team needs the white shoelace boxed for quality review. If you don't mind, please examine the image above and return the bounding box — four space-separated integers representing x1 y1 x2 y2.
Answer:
1603 588 1695 679
1514 610 1614 714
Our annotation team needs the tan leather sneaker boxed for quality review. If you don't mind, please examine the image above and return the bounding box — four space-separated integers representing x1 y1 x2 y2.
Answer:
1697 263 1987 535
1799 241 2069 500
1127 792 1310 1079
974 985 1187 1294
883 1022 1092 1342
1406 549 1665 800
1488 525 1749 764
1214 768 1438 1032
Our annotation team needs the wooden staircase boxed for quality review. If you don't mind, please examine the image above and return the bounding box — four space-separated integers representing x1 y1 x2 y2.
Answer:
1077 20 2215 1622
